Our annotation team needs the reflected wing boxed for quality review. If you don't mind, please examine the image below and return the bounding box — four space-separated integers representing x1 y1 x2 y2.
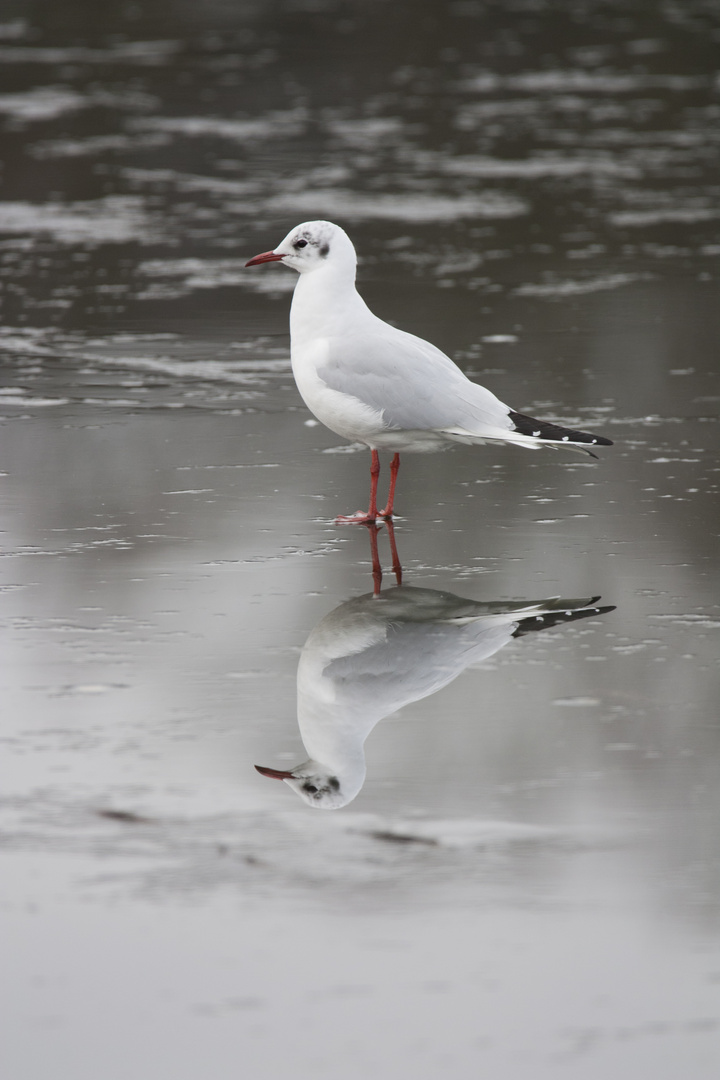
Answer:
326 620 515 713
318 590 614 714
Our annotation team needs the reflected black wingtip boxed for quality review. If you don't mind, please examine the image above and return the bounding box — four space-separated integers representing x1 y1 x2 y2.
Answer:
513 602 615 637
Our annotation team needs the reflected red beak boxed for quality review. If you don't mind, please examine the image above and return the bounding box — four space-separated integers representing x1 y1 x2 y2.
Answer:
255 764 295 780
245 250 285 267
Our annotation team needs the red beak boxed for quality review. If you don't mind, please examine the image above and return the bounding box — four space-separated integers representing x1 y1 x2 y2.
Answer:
245 250 285 267
255 764 295 780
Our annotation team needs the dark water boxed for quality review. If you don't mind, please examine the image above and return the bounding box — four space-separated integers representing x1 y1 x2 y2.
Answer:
1 2 719 1077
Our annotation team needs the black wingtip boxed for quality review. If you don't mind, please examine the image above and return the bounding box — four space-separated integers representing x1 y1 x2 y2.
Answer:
509 411 613 449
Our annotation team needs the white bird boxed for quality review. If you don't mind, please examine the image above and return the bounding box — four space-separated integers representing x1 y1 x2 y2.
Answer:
246 220 612 523
255 586 614 809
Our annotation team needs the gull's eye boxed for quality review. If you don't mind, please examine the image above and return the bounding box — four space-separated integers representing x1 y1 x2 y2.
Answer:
303 783 318 794
294 238 308 250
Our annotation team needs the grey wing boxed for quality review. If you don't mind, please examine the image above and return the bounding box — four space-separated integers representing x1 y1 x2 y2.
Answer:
318 323 512 434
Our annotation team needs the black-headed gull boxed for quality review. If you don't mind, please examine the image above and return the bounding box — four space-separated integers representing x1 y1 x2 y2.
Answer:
246 220 613 524
255 585 614 809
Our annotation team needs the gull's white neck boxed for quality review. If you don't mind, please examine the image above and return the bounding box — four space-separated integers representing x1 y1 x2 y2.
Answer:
290 262 372 345
296 671 385 778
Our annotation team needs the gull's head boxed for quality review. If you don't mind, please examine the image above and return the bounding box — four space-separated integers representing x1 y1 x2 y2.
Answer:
255 759 361 810
245 220 356 277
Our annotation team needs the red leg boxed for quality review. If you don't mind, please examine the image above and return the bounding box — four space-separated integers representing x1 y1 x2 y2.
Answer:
335 449 381 525
379 453 400 518
385 516 403 586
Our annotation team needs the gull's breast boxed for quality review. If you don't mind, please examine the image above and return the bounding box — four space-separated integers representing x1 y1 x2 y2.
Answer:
291 338 388 443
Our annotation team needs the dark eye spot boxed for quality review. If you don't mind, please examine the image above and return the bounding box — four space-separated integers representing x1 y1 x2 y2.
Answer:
294 238 308 249
304 783 318 794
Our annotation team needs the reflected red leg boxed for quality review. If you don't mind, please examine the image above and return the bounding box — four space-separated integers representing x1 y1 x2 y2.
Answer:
385 516 403 586
366 521 383 596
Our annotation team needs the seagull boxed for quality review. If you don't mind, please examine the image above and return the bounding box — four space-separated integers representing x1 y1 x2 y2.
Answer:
246 220 612 524
255 585 614 809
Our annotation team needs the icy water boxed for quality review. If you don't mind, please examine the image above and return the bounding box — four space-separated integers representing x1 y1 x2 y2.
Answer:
1 2 719 1077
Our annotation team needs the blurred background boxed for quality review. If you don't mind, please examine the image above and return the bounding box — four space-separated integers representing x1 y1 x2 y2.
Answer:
1 2 719 1078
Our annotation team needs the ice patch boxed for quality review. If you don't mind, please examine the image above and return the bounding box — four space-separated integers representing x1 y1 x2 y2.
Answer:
0 87 88 122
52 683 130 695
268 189 528 222
0 40 181 65
350 816 613 850
138 258 295 296
459 70 706 94
132 109 307 142
515 273 645 297
553 696 601 707
0 20 27 40
1 85 157 128
441 154 640 179
0 389 69 407
72 351 291 386
0 197 155 244
325 117 406 145
31 133 169 159
0 329 56 355
610 207 720 227
650 614 720 629
322 443 366 454
1 327 291 394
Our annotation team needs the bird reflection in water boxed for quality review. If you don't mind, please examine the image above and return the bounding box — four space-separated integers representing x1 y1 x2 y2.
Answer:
256 529 614 809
